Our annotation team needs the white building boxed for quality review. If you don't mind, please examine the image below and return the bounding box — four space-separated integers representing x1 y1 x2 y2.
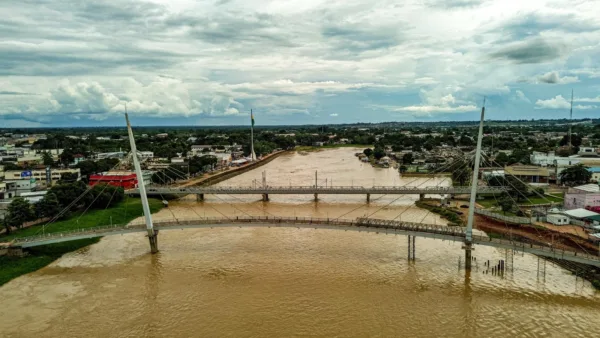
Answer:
530 152 580 167
564 184 600 210
138 151 154 159
547 213 570 225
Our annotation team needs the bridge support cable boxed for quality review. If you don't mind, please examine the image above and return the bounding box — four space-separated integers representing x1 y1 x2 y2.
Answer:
221 193 279 218
34 152 129 236
153 171 180 222
481 153 595 257
478 154 520 244
481 153 570 243
389 158 469 222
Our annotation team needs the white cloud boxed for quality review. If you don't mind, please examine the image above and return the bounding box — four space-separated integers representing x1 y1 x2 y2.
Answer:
535 95 571 109
390 104 478 114
575 96 600 103
515 90 531 103
329 113 338 117
0 0 599 124
535 95 597 110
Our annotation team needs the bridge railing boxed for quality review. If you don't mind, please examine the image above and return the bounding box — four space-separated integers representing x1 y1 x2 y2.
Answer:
10 216 467 245
11 223 136 244
472 234 600 263
143 185 506 193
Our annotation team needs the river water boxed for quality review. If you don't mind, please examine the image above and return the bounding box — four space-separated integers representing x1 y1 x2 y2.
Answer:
1 148 598 337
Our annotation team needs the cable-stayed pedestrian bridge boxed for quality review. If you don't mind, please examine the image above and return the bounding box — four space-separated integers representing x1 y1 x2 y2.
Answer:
7 216 600 267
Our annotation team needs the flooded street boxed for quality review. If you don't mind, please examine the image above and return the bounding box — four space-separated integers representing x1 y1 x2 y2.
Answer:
0 148 599 338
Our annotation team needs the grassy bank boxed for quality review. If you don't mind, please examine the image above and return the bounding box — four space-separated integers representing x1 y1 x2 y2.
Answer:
295 144 371 152
477 193 564 209
415 200 464 226
0 197 164 286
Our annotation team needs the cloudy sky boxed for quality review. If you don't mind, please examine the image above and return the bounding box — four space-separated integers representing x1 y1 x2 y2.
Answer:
1 0 599 127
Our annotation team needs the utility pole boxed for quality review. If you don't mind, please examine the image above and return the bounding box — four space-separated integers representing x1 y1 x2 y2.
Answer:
125 109 158 253
250 109 257 161
464 98 486 270
569 89 573 149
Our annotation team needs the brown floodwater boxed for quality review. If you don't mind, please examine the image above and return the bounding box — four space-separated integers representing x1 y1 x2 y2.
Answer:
0 148 598 338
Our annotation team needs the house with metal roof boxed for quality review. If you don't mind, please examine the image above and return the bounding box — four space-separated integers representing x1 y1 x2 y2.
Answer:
587 167 600 183
564 184 600 210
504 165 550 184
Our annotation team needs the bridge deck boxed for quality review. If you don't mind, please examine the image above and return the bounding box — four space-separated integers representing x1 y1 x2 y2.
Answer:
134 185 506 196
9 217 600 267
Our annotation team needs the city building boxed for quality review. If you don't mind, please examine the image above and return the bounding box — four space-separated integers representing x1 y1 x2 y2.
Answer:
564 184 600 210
16 155 42 167
4 168 80 188
2 179 37 196
138 151 154 159
504 165 550 184
588 167 600 183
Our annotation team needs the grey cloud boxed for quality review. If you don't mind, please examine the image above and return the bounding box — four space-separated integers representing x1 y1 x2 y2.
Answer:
0 48 180 76
322 26 401 52
498 13 600 41
0 91 37 96
426 0 489 9
537 71 579 84
489 38 565 64
167 12 296 47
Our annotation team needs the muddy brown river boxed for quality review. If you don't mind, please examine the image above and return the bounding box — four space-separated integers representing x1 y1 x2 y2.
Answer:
0 148 598 337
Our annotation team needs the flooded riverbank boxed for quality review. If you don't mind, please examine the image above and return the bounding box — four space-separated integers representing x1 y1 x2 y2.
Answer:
0 148 598 338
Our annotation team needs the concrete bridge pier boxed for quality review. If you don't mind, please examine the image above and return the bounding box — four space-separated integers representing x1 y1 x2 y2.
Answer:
314 193 318 202
366 193 370 203
463 242 473 270
196 193 204 202
148 230 159 254
262 193 269 202
407 236 416 260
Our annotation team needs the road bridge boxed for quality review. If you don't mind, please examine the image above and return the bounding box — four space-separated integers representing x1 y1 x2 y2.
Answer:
133 185 506 202
7 216 600 267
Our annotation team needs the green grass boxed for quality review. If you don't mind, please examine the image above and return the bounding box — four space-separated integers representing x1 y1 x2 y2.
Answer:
593 280 600 290
1 198 164 241
0 197 164 286
477 192 563 209
0 239 99 286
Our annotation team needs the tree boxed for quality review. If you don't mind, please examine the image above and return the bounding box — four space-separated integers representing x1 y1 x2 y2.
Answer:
59 172 79 183
494 152 510 166
402 153 413 164
42 151 54 166
559 164 592 186
5 197 35 230
399 165 408 174
505 175 529 201
363 148 373 157
559 134 582 148
35 193 61 219
449 158 471 186
373 146 385 160
498 196 514 215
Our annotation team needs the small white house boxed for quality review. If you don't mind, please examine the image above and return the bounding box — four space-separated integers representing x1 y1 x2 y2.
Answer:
547 213 570 225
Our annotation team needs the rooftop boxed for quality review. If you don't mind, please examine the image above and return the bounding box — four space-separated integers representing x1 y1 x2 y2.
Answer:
505 165 550 177
572 184 600 193
563 208 599 219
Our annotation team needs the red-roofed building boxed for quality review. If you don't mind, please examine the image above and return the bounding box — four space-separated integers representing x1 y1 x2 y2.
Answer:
89 171 138 189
